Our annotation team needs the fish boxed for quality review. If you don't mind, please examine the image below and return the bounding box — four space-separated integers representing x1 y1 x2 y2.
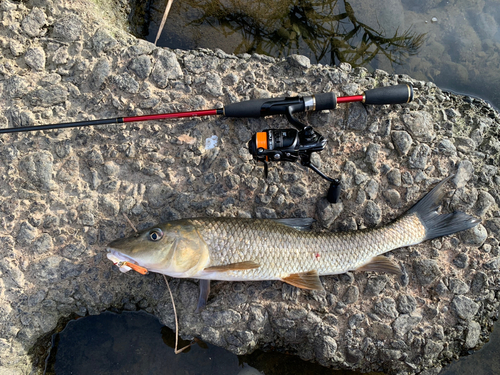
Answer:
107 176 480 311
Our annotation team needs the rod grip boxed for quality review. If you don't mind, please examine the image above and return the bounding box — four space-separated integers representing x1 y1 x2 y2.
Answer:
224 98 275 118
364 84 413 105
315 92 337 111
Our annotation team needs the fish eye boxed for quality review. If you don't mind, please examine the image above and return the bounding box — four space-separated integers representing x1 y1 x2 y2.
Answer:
149 228 163 241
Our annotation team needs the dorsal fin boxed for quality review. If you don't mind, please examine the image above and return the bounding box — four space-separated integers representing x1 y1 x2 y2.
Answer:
272 218 314 231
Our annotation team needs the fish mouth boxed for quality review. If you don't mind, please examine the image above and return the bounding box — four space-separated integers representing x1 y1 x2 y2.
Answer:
106 248 141 272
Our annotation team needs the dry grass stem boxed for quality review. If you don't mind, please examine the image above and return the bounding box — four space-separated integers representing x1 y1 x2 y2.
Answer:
155 0 174 45
122 213 138 233
163 274 193 354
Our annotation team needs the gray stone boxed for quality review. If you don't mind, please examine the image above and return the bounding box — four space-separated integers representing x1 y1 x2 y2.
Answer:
62 243 86 260
365 143 380 171
484 218 500 237
184 54 219 73
29 85 68 107
402 111 435 142
424 339 444 360
451 295 479 320
365 179 379 199
368 322 393 340
5 76 29 99
459 224 487 246
455 137 477 153
393 314 422 337
31 234 53 254
128 55 152 79
471 272 487 294
151 49 183 88
449 278 469 295
465 321 481 349
113 72 140 94
347 103 368 131
255 207 277 219
287 54 311 69
483 257 500 270
453 253 469 269
373 297 398 318
290 184 307 197
391 131 412 156
17 222 37 246
204 72 223 97
348 313 365 328
24 47 45 71
314 336 337 359
21 8 47 37
387 169 401 186
342 285 359 304
19 151 55 191
396 295 416 314
413 259 440 285
52 14 82 41
450 187 478 212
364 200 381 226
364 275 388 296
92 29 118 53
409 144 431 169
438 139 457 156
453 160 474 188
475 191 495 216
316 199 343 228
383 189 402 207
90 58 111 90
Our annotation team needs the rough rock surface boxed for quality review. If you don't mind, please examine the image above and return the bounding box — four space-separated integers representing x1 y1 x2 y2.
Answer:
0 1 499 374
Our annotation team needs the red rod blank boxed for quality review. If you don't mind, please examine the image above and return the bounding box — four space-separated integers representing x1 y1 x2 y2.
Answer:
336 95 364 104
123 109 220 122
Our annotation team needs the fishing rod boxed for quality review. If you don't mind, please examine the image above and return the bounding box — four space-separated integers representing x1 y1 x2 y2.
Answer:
1 84 413 203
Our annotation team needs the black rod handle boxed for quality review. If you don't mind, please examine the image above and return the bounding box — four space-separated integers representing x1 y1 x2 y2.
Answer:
364 84 413 105
223 93 338 118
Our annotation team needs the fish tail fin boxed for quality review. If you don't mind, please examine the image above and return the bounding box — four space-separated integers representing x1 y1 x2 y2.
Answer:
407 176 480 241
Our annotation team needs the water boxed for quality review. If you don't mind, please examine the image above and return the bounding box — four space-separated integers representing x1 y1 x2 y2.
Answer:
44 311 375 375
138 0 500 109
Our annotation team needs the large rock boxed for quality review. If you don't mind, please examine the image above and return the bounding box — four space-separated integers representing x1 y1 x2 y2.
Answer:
0 1 499 375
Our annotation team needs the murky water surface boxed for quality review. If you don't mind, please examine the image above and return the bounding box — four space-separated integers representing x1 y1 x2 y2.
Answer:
139 0 500 109
45 311 376 375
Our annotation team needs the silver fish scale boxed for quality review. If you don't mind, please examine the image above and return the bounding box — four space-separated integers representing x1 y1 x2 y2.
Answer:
191 215 425 281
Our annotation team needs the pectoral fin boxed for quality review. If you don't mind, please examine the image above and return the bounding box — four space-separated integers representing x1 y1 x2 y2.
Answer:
195 279 210 313
356 255 402 276
281 270 324 291
204 261 260 272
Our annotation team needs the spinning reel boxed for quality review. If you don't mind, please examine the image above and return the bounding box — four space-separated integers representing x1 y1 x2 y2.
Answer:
244 84 414 203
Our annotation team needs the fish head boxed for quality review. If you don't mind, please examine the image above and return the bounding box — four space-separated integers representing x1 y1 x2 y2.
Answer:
107 221 209 277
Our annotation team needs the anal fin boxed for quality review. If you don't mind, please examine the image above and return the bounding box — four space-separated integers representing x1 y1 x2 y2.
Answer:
281 270 324 291
204 261 260 272
356 255 402 276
